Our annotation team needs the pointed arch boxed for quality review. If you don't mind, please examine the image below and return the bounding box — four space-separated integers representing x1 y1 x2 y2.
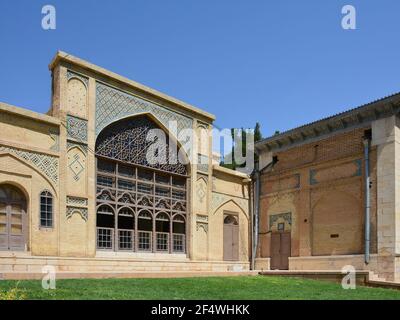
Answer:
213 198 248 221
95 112 191 174
0 152 58 196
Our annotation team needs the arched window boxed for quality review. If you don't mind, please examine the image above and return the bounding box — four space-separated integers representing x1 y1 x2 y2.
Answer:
40 191 53 228
138 211 152 251
95 115 188 254
173 214 186 253
155 212 170 252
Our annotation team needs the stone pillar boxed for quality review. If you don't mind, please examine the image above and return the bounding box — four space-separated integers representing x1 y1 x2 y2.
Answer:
372 115 400 281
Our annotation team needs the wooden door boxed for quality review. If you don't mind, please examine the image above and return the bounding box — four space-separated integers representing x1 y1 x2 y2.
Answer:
0 185 27 251
223 214 239 261
270 232 291 270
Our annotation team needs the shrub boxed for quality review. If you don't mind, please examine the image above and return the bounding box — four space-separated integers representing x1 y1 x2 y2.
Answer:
0 283 26 300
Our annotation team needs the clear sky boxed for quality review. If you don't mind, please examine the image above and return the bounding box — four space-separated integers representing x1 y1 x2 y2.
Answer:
1 0 399 140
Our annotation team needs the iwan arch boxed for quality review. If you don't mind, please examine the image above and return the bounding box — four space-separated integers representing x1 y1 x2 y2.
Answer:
0 52 251 274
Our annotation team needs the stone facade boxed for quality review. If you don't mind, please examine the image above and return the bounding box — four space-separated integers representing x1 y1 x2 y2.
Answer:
0 52 250 273
256 93 400 281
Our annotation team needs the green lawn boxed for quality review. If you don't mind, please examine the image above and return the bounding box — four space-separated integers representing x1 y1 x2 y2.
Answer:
1 276 400 300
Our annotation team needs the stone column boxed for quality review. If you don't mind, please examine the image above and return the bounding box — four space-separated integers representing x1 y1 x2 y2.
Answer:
372 115 400 281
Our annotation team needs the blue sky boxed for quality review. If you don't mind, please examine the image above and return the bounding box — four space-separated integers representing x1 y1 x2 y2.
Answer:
0 0 399 140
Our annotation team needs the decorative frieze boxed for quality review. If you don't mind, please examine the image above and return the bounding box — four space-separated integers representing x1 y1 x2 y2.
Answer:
269 212 292 229
0 145 58 184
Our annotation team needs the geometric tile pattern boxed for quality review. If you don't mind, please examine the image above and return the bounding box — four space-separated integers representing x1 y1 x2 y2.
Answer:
197 154 209 173
66 114 88 143
96 115 187 175
66 196 88 207
68 153 85 181
0 145 59 184
66 206 88 222
95 82 193 137
196 214 209 233
269 212 292 229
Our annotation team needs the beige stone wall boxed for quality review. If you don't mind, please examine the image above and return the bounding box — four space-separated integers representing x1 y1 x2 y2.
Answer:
0 112 59 152
0 53 251 269
0 154 59 256
208 170 250 262
372 116 400 281
0 104 61 257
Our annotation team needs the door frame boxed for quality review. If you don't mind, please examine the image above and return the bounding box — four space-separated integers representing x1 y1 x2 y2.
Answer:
223 211 239 261
0 184 29 251
270 230 291 270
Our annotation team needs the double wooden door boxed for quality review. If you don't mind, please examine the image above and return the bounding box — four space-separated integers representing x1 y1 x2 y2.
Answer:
270 232 291 270
0 185 27 251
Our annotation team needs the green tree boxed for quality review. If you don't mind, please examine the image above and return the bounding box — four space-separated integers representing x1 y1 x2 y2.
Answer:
220 123 263 170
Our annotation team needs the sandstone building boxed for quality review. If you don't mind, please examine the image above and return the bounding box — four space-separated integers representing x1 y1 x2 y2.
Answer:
0 52 251 274
255 93 400 281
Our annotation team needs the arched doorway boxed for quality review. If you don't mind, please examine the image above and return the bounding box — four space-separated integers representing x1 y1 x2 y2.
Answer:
223 213 239 261
0 184 28 251
95 115 189 254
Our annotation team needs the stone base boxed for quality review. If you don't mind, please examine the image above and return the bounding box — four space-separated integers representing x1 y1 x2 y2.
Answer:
255 258 270 271
0 252 250 277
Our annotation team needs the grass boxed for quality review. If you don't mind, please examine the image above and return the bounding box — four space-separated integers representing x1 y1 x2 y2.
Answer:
0 276 400 300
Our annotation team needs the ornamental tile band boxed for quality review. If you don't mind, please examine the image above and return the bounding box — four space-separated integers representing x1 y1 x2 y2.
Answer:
0 145 58 184
95 82 193 137
66 114 88 143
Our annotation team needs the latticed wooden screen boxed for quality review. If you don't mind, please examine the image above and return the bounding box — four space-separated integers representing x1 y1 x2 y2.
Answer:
95 115 187 175
95 115 188 254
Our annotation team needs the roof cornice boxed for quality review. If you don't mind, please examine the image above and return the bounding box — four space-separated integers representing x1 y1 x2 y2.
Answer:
0 102 60 126
49 51 216 123
255 92 400 153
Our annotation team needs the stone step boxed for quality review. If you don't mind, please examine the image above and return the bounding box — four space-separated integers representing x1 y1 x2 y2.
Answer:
0 271 259 280
0 254 251 275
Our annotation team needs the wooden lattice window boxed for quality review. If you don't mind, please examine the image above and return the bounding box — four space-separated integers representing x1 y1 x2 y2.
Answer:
95 115 188 254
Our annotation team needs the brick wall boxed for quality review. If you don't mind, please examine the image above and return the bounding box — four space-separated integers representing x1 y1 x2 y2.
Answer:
259 127 377 259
